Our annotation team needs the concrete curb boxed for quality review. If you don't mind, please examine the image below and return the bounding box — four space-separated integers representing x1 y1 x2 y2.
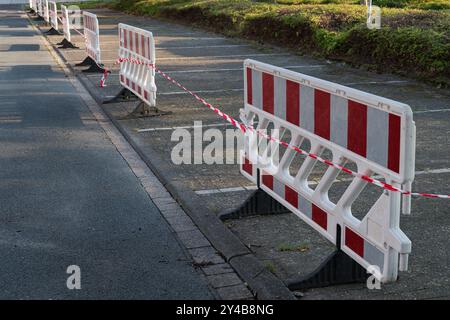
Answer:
30 13 296 300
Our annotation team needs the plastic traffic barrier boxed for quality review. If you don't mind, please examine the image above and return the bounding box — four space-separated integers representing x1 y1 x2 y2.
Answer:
44 1 60 35
29 0 36 11
57 5 78 49
49 2 58 30
115 23 157 110
36 0 43 18
75 11 105 73
43 0 49 24
239 59 416 286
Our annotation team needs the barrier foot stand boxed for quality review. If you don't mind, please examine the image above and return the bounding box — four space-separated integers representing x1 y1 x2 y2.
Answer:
103 88 139 104
286 249 367 291
57 39 79 49
44 27 61 36
219 188 290 221
82 63 107 74
75 56 97 67
127 102 172 118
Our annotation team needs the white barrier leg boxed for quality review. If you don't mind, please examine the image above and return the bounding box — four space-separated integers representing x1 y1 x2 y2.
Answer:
402 182 412 215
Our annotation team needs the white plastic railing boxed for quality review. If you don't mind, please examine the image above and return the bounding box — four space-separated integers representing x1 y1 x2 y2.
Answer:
240 59 416 283
82 11 101 64
36 0 43 17
61 4 71 43
43 0 49 23
118 23 157 108
49 1 57 30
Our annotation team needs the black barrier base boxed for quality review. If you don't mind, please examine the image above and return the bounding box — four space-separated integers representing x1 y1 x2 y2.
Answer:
57 39 79 49
220 174 368 290
75 56 96 67
44 27 61 36
82 63 107 74
286 249 367 290
219 188 290 221
76 57 107 73
124 102 172 118
103 88 139 104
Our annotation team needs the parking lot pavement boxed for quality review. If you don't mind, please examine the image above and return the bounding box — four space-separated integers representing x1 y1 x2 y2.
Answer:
0 7 216 299
40 8 450 299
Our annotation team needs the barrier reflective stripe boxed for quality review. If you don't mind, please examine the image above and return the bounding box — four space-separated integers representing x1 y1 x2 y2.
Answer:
43 0 49 23
82 11 101 64
118 23 156 108
240 59 416 283
61 5 71 42
49 1 57 30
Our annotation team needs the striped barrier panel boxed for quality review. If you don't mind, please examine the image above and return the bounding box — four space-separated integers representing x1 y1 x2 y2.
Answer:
36 0 43 17
61 5 71 42
43 0 49 23
240 59 416 283
117 23 157 108
49 1 58 31
83 11 101 64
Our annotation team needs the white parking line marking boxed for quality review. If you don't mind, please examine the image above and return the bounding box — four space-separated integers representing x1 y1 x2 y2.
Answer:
137 122 233 133
345 80 411 85
163 65 324 74
194 168 450 195
414 108 450 114
158 53 289 61
156 44 251 50
158 88 244 95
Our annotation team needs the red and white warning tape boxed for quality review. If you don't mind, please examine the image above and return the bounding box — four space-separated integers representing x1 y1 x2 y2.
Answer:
99 58 449 199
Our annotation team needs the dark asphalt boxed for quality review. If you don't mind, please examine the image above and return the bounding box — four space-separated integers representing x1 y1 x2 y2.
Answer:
0 7 214 299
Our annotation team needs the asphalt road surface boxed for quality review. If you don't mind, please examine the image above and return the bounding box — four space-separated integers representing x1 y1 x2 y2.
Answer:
0 6 214 299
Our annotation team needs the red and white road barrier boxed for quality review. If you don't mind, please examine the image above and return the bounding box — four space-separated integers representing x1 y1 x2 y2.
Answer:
43 0 49 24
49 1 58 31
83 11 101 64
36 0 43 18
60 5 70 42
242 59 418 282
29 0 36 11
116 23 157 107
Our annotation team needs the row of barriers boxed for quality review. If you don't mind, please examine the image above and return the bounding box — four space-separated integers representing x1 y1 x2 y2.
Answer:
28 8 425 289
31 2 104 72
107 18 417 288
